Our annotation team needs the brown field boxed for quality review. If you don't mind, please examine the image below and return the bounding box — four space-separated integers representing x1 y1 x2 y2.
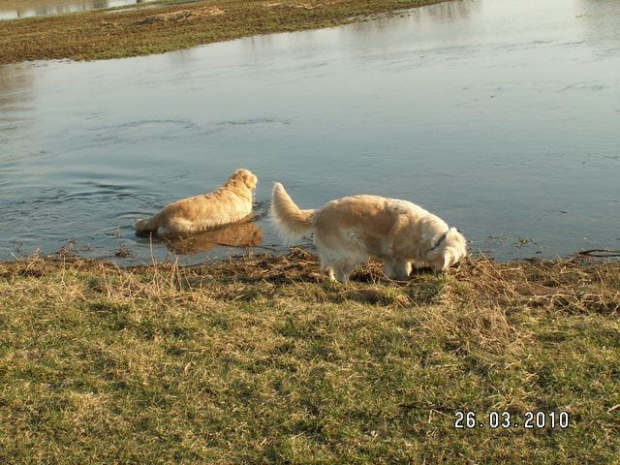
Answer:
0 0 446 64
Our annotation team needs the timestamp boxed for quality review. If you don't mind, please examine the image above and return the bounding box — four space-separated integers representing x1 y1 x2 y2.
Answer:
454 410 570 429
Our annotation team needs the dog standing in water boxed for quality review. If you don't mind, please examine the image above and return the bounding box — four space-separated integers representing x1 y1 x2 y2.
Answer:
135 169 258 235
270 182 467 283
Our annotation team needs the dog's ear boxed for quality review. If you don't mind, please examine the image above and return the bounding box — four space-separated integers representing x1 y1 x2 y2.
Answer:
448 227 465 241
446 227 468 261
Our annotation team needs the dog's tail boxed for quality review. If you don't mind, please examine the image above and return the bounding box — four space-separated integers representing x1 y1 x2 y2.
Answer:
270 182 316 244
134 213 162 234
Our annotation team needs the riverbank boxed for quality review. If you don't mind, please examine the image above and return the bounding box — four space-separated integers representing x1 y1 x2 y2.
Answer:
1 250 618 463
0 0 447 65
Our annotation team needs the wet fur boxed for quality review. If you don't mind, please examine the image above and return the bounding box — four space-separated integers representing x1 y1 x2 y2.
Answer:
270 182 467 283
135 169 258 235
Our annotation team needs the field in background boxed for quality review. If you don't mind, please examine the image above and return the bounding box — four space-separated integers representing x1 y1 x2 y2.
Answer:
0 0 446 64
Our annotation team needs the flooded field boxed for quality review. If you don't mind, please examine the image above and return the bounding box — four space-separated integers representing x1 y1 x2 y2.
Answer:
1 0 619 264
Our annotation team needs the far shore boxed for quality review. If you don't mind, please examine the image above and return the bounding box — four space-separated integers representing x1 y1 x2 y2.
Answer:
0 0 448 65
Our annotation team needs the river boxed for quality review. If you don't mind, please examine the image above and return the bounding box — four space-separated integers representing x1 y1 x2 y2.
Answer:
1 0 619 264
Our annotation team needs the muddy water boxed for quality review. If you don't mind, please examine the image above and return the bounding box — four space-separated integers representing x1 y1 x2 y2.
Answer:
1 0 619 264
0 0 155 20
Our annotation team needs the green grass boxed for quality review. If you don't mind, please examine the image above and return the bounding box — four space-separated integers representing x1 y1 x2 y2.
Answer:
0 0 448 64
1 251 619 463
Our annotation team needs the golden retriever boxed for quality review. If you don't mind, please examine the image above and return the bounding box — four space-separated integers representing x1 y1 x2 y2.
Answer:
270 182 467 283
135 168 257 235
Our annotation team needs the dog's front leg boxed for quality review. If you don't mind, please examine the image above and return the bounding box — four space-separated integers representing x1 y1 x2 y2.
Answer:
383 259 412 281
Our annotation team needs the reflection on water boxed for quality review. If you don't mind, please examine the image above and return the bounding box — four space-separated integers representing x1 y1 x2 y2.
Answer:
0 65 36 189
0 64 34 111
577 0 620 54
159 222 264 256
0 0 153 20
0 0 619 264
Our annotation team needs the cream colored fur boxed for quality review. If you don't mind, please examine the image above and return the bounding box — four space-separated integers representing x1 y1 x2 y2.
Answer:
270 182 467 283
135 169 258 235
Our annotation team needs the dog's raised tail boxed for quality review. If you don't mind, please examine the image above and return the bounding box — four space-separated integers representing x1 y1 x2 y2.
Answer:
270 182 316 244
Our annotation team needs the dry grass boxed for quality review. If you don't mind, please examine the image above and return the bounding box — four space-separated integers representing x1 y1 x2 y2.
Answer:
0 250 619 463
0 0 447 64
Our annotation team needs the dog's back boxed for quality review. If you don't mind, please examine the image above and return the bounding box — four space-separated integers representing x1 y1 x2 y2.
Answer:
135 169 257 235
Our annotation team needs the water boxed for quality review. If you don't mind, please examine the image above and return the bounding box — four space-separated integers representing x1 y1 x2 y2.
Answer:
0 0 156 20
1 0 619 264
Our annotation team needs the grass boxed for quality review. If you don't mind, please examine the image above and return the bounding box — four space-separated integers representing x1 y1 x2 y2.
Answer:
1 249 619 463
0 0 447 65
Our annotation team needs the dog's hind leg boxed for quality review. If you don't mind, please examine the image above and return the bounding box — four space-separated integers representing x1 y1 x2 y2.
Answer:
333 260 355 284
319 254 356 284
318 251 338 282
335 269 351 285
163 217 196 235
320 262 337 282
333 254 365 284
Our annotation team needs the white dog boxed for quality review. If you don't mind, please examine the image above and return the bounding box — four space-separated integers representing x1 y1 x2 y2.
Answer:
135 169 257 235
270 182 467 283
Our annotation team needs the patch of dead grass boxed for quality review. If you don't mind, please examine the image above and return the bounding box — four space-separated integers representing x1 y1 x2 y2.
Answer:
134 6 224 25
1 251 619 462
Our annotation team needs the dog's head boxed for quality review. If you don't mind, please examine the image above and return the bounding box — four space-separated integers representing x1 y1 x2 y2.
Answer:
231 168 258 190
429 227 467 272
